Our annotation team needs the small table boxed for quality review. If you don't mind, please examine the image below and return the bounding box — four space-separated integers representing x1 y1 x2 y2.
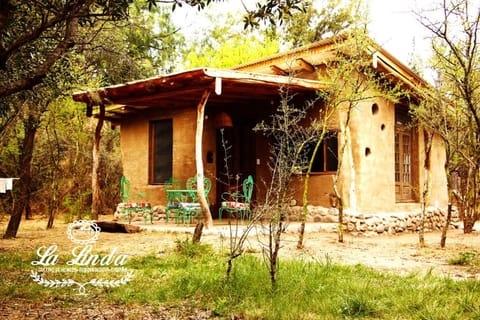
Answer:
165 189 199 224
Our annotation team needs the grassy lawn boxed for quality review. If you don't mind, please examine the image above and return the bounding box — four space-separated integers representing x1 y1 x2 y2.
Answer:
1 239 480 319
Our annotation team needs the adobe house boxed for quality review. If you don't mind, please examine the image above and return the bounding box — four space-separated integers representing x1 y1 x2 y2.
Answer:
72 35 448 219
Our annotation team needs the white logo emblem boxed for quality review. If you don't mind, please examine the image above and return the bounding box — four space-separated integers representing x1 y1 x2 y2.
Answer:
30 220 134 295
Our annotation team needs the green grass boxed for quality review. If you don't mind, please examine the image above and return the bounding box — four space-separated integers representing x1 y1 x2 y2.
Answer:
448 251 478 266
2 242 480 319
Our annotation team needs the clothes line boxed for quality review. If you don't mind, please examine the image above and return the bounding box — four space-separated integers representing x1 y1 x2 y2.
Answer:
0 178 19 193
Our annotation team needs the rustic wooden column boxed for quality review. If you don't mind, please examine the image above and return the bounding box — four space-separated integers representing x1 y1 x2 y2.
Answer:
195 89 213 230
91 104 105 220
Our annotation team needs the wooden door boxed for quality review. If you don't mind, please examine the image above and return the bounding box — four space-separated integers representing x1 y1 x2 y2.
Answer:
395 130 414 201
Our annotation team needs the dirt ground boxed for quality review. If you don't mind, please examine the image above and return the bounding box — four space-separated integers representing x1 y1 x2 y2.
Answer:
1 216 479 319
1 216 479 280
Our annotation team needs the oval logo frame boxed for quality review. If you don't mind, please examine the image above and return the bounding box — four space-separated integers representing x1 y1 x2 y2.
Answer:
66 220 101 245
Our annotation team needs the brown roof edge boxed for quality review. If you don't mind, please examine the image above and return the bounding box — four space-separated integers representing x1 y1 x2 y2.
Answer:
72 68 329 106
71 68 210 105
233 34 349 71
233 33 431 92
370 44 431 89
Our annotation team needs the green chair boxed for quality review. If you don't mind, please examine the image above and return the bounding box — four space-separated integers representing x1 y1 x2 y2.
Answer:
218 175 254 223
120 176 153 224
180 176 212 224
164 177 184 223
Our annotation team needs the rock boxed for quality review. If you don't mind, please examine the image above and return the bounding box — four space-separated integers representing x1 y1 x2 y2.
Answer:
388 226 396 235
376 224 385 234
347 222 355 232
327 207 339 216
364 231 378 237
322 214 338 223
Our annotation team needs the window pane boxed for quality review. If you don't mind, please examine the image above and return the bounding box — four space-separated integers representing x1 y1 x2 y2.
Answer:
151 119 172 184
310 140 324 172
325 134 338 171
305 132 338 173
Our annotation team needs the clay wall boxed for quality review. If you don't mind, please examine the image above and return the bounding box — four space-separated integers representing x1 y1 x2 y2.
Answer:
120 106 216 207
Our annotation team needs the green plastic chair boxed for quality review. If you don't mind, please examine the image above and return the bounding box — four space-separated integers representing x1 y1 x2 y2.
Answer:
218 175 254 223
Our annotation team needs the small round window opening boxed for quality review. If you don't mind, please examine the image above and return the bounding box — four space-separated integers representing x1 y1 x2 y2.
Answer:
365 147 371 157
371 103 379 115
381 124 386 131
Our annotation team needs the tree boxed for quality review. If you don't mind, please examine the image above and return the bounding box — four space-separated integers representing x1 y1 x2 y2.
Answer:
183 12 279 69
280 0 362 48
0 0 304 105
254 87 317 288
416 0 480 234
2 59 81 238
1 1 182 238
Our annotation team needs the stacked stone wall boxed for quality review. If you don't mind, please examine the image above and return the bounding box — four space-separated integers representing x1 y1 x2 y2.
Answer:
286 205 461 235
114 204 167 223
113 203 462 235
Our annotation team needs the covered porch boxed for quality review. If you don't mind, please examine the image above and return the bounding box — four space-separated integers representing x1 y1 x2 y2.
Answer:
73 68 328 221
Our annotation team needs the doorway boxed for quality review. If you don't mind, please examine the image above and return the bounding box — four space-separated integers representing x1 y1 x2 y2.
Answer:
215 123 256 216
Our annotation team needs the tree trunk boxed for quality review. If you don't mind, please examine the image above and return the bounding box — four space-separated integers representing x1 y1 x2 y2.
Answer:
418 203 426 247
95 221 141 233
297 222 306 249
440 203 452 248
270 219 282 289
3 114 38 238
337 200 344 243
419 130 433 248
46 208 55 229
91 105 105 220
25 193 32 219
463 216 475 233
194 89 213 234
192 221 204 243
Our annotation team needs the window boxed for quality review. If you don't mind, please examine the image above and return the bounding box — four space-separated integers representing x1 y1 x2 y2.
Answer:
305 132 338 173
150 119 172 184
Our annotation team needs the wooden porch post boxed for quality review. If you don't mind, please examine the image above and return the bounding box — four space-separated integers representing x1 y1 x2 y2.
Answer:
195 89 214 229
91 104 105 220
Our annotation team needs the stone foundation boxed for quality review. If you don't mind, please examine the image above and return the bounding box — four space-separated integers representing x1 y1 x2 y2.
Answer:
114 203 167 223
286 205 461 235
113 203 461 235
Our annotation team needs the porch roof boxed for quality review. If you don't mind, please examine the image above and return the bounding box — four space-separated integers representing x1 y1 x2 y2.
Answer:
72 68 329 122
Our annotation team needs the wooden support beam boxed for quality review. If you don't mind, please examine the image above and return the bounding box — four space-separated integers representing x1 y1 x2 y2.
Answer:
296 58 316 72
91 104 105 220
86 104 93 117
270 65 288 76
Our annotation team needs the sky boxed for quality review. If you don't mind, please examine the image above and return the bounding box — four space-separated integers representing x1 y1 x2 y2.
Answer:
366 0 432 67
172 0 434 75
